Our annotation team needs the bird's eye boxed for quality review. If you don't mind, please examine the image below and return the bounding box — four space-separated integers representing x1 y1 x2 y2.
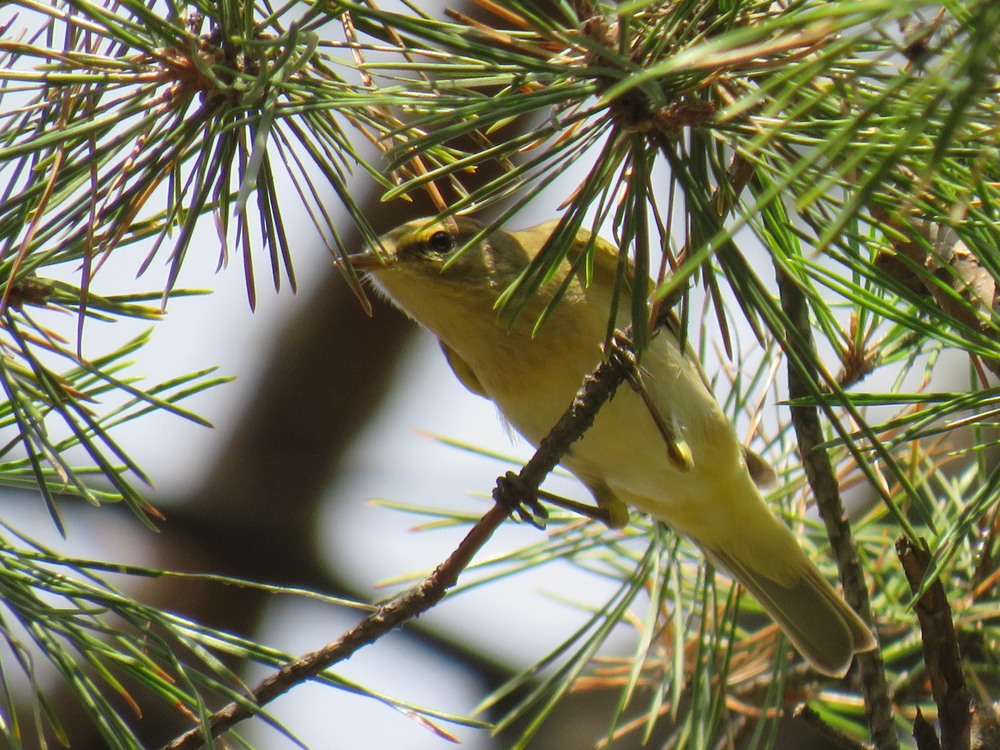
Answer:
427 230 454 255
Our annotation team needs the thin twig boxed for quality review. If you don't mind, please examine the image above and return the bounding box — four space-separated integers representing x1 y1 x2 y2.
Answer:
161 334 633 750
897 537 972 750
775 268 899 750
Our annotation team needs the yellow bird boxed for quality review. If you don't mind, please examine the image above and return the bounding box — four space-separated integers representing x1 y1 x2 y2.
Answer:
348 215 876 677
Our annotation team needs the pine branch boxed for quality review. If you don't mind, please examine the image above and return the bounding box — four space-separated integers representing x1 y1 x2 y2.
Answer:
897 538 973 750
776 268 898 750
162 330 635 749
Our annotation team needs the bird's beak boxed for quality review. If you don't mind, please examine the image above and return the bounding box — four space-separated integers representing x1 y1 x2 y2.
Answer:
339 248 396 273
337 248 394 318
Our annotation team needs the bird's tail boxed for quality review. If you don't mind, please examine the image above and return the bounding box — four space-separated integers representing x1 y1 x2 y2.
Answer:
706 543 877 677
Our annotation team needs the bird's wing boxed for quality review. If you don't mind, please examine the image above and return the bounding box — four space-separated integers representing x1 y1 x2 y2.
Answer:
528 221 780 490
440 341 487 398
742 447 778 488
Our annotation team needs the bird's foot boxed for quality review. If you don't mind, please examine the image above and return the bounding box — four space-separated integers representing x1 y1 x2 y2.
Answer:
537 489 629 528
493 471 548 529
605 330 644 392
605 330 694 472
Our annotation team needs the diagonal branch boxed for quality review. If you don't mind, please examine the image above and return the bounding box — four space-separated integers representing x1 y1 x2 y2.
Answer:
161 333 633 750
897 537 972 750
776 268 899 750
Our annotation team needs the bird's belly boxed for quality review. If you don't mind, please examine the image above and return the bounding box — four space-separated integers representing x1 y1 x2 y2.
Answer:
490 363 743 532
569 392 736 516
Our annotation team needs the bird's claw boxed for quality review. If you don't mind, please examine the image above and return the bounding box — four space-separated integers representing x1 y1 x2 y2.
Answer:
494 471 548 529
605 330 694 472
605 331 643 392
